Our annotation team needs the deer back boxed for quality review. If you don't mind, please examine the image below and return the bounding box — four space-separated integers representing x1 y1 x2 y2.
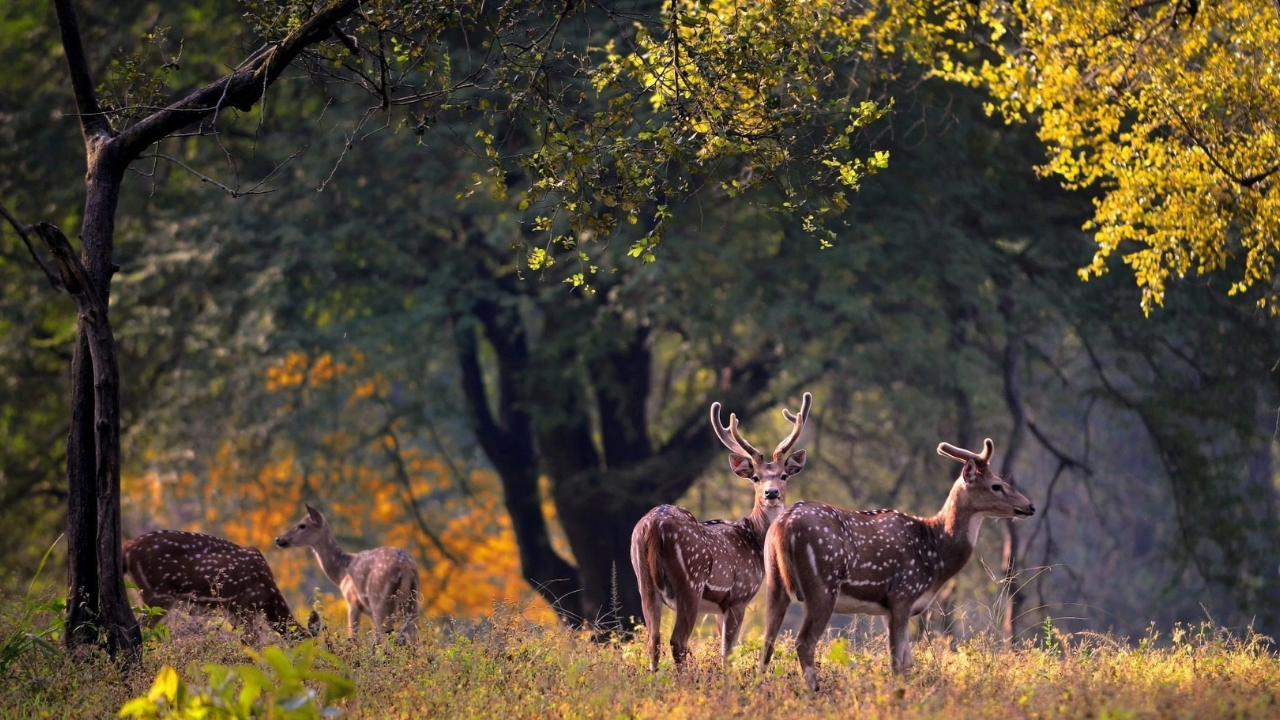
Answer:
768 501 958 615
124 530 306 635
632 505 767 610
345 546 421 612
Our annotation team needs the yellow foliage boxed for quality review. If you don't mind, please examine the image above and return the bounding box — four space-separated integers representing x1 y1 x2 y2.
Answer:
844 0 1280 312
125 351 562 626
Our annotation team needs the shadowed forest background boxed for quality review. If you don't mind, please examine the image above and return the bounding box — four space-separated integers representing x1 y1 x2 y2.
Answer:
2 0 1278 650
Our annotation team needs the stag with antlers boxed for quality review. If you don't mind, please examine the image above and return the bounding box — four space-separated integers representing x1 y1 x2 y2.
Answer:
759 438 1034 690
630 392 812 671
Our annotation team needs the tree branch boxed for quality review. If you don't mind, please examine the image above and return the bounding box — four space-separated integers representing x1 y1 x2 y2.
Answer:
34 223 96 303
114 0 363 163
0 203 63 290
52 0 112 143
380 420 462 565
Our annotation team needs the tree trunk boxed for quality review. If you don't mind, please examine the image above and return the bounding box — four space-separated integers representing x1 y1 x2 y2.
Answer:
51 157 140 655
997 291 1026 646
553 485 647 632
453 310 585 624
1000 522 1020 644
65 330 99 645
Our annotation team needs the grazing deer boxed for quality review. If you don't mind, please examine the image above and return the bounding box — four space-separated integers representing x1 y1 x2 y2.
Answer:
274 504 420 643
631 392 812 671
760 438 1034 690
123 530 317 639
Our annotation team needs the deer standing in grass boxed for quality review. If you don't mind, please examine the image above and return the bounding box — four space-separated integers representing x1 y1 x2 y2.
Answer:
760 438 1034 690
123 530 317 639
631 392 812 671
275 504 420 643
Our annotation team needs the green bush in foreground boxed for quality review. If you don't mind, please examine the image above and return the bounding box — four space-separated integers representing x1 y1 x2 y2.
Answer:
118 641 353 719
0 598 1276 720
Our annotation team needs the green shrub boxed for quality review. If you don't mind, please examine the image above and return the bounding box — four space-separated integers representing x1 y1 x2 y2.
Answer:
118 640 355 719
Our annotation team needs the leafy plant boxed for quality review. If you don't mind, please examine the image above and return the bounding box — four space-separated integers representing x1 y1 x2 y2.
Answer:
118 640 355 719
0 535 65 678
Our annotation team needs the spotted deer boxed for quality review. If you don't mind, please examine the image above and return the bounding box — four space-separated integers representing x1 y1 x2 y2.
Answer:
630 392 812 671
123 529 317 639
760 438 1034 690
274 504 420 643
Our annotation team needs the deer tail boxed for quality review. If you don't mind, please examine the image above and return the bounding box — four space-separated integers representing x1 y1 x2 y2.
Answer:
391 553 420 612
645 521 668 596
767 516 800 601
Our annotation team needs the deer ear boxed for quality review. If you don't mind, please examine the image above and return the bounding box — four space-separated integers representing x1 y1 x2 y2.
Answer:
305 504 323 522
961 461 982 484
784 449 807 476
728 453 754 479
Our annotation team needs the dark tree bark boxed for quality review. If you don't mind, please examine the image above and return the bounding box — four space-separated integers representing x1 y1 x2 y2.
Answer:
451 276 782 630
35 221 140 655
454 303 585 624
997 284 1027 645
45 0 365 654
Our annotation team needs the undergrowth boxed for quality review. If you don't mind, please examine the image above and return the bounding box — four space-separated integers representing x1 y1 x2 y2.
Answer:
0 596 1276 720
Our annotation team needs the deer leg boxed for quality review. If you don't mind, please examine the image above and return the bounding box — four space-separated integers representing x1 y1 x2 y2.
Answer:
345 599 362 639
395 574 420 645
759 571 791 673
638 583 663 671
669 589 701 667
396 602 419 645
720 605 746 667
887 606 913 675
369 598 394 642
795 590 836 692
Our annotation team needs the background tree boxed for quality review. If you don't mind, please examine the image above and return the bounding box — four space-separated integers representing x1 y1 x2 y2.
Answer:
846 0 1280 312
1 0 887 652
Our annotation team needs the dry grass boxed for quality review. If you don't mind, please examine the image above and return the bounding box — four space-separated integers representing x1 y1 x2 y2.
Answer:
2 600 1277 720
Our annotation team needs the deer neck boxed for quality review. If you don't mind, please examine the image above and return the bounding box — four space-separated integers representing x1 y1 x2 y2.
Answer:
928 479 983 573
310 528 354 585
740 501 778 548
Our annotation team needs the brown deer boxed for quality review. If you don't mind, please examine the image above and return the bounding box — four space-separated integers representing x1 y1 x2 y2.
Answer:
631 392 812 671
759 438 1034 690
274 504 420 643
123 529 317 639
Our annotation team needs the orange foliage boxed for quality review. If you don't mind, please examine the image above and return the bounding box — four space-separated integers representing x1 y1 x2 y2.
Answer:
123 349 566 626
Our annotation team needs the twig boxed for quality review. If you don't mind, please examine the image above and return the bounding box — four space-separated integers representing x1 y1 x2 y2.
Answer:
137 153 278 198
0 203 63 290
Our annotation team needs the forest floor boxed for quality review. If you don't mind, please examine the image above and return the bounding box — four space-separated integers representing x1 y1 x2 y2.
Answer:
2 600 1278 720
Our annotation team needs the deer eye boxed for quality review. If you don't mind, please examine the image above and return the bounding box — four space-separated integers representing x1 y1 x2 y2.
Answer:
751 475 759 483
779 474 788 481
298 523 307 529
991 484 1003 493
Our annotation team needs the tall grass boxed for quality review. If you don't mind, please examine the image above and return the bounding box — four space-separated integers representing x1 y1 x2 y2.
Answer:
0 536 65 678
1 596 1276 719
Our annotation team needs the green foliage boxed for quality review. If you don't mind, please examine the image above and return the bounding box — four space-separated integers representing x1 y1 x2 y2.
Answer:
0 536 64 678
118 641 354 720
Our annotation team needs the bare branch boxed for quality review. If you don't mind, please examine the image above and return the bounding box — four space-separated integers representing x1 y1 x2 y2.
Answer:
136 153 270 198
0 203 64 290
114 0 363 164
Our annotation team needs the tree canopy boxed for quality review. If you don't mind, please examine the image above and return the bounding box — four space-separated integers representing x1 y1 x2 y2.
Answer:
847 0 1280 312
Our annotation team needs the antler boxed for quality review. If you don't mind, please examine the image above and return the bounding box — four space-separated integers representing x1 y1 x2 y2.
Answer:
936 438 995 466
773 392 813 460
710 401 764 463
